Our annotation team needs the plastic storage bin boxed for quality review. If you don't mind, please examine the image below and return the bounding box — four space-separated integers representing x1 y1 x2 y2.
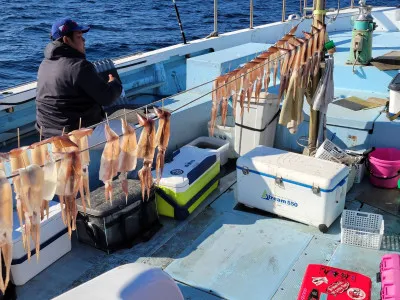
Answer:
234 92 280 156
381 269 400 300
76 179 160 254
340 210 384 249
381 254 400 272
236 146 349 232
208 116 237 159
11 201 71 286
186 136 229 165
155 146 220 220
380 253 400 300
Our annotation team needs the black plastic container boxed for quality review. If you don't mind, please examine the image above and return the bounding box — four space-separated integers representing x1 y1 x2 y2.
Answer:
76 179 161 254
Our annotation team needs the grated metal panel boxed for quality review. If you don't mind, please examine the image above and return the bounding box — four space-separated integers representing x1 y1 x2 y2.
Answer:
165 212 313 300
272 236 339 300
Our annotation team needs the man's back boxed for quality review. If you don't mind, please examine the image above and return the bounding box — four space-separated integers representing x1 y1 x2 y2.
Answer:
36 40 122 138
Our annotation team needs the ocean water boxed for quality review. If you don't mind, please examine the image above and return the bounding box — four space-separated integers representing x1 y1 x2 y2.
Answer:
0 0 397 90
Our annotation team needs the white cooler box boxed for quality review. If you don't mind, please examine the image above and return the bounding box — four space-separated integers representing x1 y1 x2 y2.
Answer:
11 201 71 285
236 146 349 232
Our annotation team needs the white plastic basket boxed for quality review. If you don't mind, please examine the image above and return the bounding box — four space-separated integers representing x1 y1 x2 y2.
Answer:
315 139 352 163
208 116 238 159
340 210 384 250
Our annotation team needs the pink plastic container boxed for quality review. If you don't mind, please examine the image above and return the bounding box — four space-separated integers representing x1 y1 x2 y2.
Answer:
380 254 400 300
381 269 400 300
381 254 400 272
368 148 400 188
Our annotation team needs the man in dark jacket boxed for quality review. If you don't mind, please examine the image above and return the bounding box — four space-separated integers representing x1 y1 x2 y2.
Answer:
36 18 123 138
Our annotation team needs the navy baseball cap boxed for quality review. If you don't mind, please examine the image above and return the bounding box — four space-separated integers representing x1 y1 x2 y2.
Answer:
51 18 90 40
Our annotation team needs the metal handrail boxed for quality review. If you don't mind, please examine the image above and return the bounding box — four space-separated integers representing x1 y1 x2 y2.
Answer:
282 0 286 22
214 0 218 34
250 0 254 29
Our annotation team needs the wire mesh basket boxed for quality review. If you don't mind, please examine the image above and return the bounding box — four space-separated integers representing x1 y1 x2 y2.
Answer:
341 210 384 250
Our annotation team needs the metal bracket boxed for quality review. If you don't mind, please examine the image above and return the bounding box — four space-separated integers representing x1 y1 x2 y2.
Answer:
275 177 283 185
312 185 320 194
242 166 249 175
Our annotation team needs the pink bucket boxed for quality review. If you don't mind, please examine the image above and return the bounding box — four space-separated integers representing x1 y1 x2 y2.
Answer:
368 148 400 189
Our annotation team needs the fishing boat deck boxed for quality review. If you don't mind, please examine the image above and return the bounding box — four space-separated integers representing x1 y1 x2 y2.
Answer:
17 163 400 300
9 15 400 300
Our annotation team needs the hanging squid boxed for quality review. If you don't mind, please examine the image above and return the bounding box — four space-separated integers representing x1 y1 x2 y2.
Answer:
9 146 31 254
118 119 138 204
99 125 120 204
18 164 44 260
136 113 156 201
52 136 82 236
210 77 220 137
0 159 12 294
69 128 93 209
154 107 171 184
30 138 54 220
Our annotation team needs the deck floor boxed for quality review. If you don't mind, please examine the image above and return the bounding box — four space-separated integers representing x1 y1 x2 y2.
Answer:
14 164 400 300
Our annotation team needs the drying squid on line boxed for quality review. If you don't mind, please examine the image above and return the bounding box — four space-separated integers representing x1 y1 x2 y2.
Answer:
310 25 320 79
277 47 291 100
210 77 221 137
18 164 44 261
289 38 305 101
257 52 272 94
302 31 314 88
250 59 264 103
136 113 156 201
264 56 271 94
30 138 53 219
52 136 79 226
226 70 240 121
239 68 250 116
117 119 138 203
0 165 12 294
219 74 230 127
288 23 300 35
69 128 93 210
233 68 244 119
268 47 280 87
154 107 171 184
99 125 120 204
9 146 30 252
60 151 82 236
314 20 326 76
244 62 258 110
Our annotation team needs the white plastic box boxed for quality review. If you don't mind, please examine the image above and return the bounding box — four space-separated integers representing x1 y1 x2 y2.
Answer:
11 201 71 285
236 146 349 231
187 136 229 165
234 92 280 156
208 116 238 159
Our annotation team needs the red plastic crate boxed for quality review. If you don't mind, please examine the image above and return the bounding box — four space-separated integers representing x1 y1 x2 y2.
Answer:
297 264 371 300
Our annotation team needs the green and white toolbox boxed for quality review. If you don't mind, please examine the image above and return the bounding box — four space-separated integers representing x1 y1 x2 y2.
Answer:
154 146 220 220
